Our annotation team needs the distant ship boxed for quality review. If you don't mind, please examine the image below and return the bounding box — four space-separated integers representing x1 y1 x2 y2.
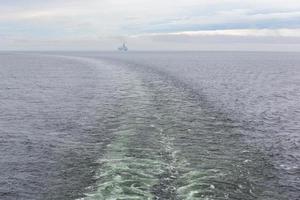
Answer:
118 43 128 51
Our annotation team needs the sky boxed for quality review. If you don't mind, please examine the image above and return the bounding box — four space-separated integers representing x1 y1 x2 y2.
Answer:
1 0 300 51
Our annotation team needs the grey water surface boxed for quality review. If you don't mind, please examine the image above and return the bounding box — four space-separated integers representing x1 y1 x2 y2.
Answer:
0 52 299 200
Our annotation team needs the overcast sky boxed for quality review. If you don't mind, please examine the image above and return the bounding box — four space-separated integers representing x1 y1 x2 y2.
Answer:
1 0 300 51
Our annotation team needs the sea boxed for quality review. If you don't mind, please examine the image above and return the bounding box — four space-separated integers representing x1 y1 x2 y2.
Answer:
0 51 299 200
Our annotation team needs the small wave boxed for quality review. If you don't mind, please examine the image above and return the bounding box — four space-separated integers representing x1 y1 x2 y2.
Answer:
80 127 167 200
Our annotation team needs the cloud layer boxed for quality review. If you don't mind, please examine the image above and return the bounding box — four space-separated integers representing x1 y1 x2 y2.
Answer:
1 0 300 50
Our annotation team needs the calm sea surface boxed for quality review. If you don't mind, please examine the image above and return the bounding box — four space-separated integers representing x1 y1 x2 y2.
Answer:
0 52 299 200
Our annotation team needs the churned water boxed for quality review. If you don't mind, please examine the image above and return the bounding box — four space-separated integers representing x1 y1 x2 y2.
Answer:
0 52 299 200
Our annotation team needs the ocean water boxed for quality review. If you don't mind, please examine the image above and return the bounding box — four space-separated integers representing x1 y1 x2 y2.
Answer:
0 52 299 200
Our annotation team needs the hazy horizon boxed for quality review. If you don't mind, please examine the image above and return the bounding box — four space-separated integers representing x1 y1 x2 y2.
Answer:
1 0 300 51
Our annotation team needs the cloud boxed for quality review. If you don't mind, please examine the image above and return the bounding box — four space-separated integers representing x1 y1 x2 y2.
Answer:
1 0 300 50
138 29 300 37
